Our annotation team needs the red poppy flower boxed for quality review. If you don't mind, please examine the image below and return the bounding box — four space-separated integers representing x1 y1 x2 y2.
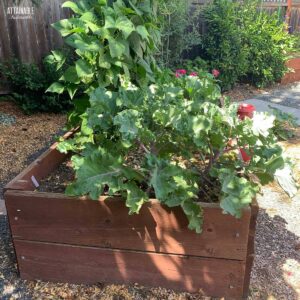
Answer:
212 69 220 77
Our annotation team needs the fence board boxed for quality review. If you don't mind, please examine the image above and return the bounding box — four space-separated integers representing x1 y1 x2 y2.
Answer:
0 0 299 66
0 0 71 64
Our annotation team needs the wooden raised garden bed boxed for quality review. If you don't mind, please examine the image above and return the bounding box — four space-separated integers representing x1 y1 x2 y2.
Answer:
4 132 258 299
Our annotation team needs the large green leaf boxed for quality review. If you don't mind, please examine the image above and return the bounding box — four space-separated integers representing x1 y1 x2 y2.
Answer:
60 66 80 83
108 37 129 58
75 59 93 78
114 109 142 140
66 34 102 52
66 149 124 200
115 16 135 39
52 19 73 36
125 182 149 214
46 82 65 94
62 1 83 14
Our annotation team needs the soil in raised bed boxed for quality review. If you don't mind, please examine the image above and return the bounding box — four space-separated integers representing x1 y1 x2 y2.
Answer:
36 150 221 204
37 160 75 193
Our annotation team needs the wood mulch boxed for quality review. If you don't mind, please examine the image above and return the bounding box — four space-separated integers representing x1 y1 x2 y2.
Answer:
0 100 66 198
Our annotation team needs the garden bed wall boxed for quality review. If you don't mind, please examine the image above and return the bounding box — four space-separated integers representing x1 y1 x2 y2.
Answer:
4 135 258 299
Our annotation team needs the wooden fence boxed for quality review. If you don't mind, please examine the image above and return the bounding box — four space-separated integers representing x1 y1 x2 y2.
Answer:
0 0 70 64
0 0 300 65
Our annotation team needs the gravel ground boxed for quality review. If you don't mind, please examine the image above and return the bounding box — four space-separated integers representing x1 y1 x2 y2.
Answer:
0 98 300 299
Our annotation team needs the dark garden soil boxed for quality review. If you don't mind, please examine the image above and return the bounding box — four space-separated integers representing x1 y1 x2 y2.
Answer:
1 96 300 299
36 152 221 203
37 160 75 193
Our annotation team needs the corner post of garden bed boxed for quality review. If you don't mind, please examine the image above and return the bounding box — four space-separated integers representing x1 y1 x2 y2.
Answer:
242 199 259 298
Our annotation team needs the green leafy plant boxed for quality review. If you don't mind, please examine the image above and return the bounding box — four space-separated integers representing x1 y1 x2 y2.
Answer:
269 106 298 140
198 0 295 89
156 0 202 68
201 0 249 90
0 57 72 114
50 0 297 233
58 70 297 233
242 3 295 87
47 0 160 106
179 57 209 74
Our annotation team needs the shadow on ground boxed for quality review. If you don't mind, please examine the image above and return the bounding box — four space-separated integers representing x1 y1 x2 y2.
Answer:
250 209 300 299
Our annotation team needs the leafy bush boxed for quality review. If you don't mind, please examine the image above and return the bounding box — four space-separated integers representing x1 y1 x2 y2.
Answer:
156 0 202 68
200 0 295 89
242 5 295 87
180 57 209 74
201 0 249 90
0 57 72 114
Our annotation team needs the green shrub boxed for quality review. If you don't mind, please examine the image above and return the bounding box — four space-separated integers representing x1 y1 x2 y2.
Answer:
200 0 295 89
201 0 249 90
0 57 72 114
156 0 202 68
181 57 209 74
242 5 295 87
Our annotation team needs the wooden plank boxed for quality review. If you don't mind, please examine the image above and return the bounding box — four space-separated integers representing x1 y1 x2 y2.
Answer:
4 130 75 191
5 190 251 260
14 239 246 298
242 199 259 298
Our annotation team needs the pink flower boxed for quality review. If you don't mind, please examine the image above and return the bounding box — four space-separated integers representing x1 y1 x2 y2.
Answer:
212 69 220 78
190 72 198 77
175 69 187 77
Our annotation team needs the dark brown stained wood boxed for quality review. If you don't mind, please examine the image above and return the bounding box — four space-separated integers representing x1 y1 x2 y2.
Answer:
14 240 246 298
4 130 75 192
242 199 259 298
5 190 251 260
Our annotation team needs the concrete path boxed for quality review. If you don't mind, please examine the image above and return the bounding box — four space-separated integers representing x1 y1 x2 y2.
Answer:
0 199 6 216
244 82 300 125
244 99 300 125
250 82 300 109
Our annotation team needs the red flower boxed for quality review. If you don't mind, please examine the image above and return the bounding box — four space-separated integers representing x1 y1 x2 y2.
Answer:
212 69 220 78
190 72 198 77
175 69 187 77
